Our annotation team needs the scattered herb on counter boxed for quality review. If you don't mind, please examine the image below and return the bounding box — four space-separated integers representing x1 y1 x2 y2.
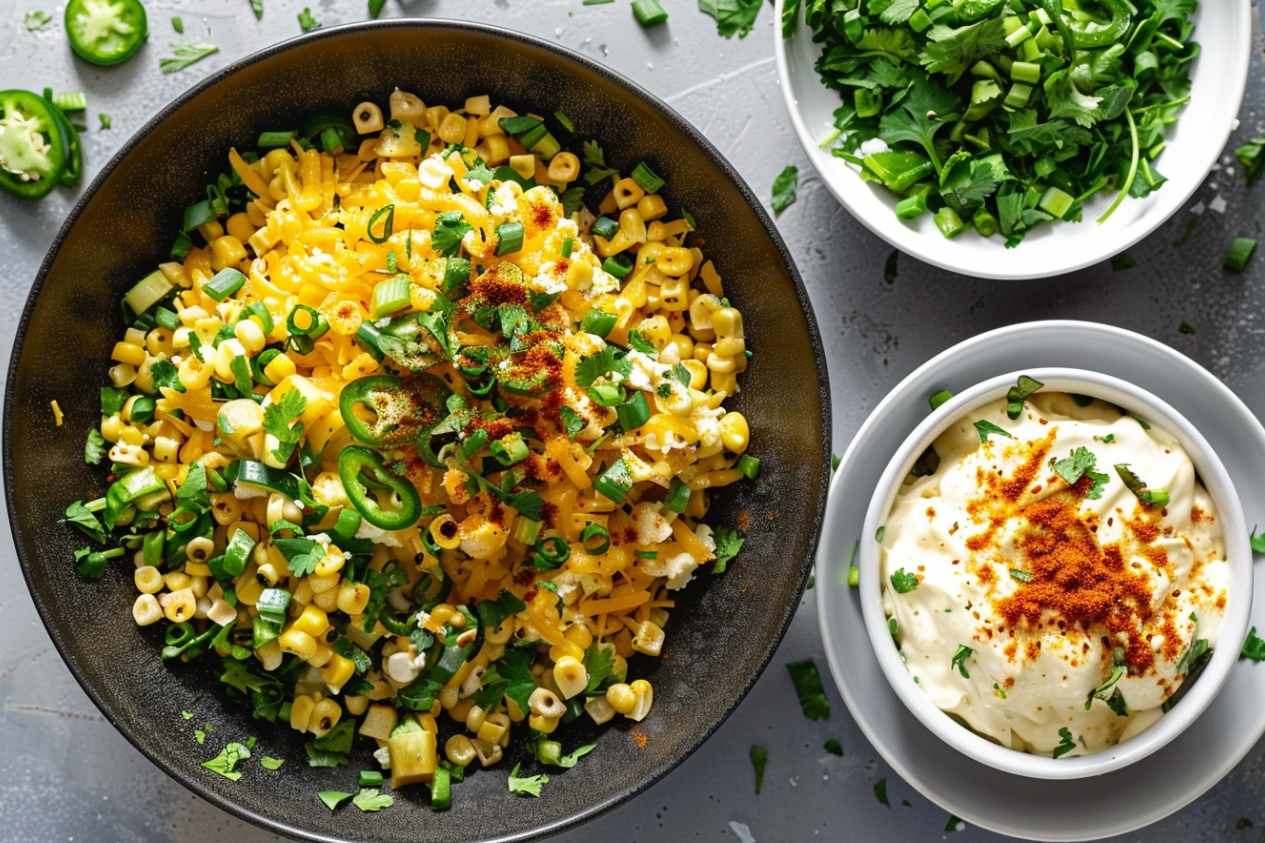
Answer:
786 658 830 721
1009 568 1033 583
260 756 285 770
369 0 388 18
1251 526 1265 555
298 7 320 31
172 16 184 33
711 526 744 574
507 763 548 797
194 728 207 744
1005 374 1043 419
1225 237 1258 273
633 0 668 27
824 739 843 756
874 777 890 807
699 0 765 39
951 645 973 679
946 815 965 832
25 11 53 30
352 788 393 812
1111 254 1136 271
160 42 220 74
749 745 767 794
1173 217 1199 248
99 113 111 130
929 389 952 410
1242 627 1265 661
890 568 919 594
883 250 898 283
789 0 1201 246
973 420 1014 443
1179 321 1196 335
1236 138 1265 188
202 741 252 780
583 0 616 4
1052 727 1077 759
250 0 264 20
181 710 194 720
771 165 799 215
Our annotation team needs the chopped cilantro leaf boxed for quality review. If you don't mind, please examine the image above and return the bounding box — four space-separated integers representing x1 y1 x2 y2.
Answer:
874 777 890 807
319 790 353 811
260 756 284 770
160 42 220 74
786 658 830 720
889 568 918 593
698 0 765 39
85 428 107 464
1242 627 1265 661
1052 447 1109 499
263 388 307 464
771 165 799 215
973 420 1014 443
557 743 596 768
507 762 549 797
574 345 631 388
824 738 843 756
272 537 325 577
1251 526 1265 555
297 7 320 31
63 500 106 543
951 644 973 679
584 644 617 696
750 745 767 794
352 788 393 811
711 526 744 574
1052 727 1077 758
202 742 251 780
25 11 53 30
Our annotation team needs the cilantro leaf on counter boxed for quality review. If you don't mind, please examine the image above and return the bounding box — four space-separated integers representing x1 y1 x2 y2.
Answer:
699 0 764 39
874 777 890 807
786 658 830 721
1251 526 1265 555
1242 627 1265 661
508 762 549 797
298 7 320 31
25 11 52 30
824 738 843 756
750 745 767 794
889 568 919 594
249 0 263 20
160 42 220 74
771 165 799 216
973 420 1014 444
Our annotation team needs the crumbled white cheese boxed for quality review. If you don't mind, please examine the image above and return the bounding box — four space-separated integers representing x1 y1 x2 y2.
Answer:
729 821 756 843
691 402 725 448
858 137 891 157
632 502 673 545
532 262 570 295
489 182 523 219
1209 194 1228 214
374 745 392 769
589 265 620 295
355 520 405 547
640 548 698 590
417 156 454 191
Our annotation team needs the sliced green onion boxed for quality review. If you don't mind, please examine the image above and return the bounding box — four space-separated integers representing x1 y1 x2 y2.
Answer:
594 458 633 504
130 396 156 424
53 91 87 112
929 389 953 410
256 587 292 621
554 110 575 133
1225 237 1258 273
560 236 574 258
239 301 275 336
581 523 611 555
591 216 619 239
443 257 471 293
933 207 966 239
287 304 330 339
535 535 571 568
251 348 282 386
490 434 530 467
664 476 691 513
736 454 761 480
498 115 543 136
367 204 395 244
370 275 411 319
630 161 665 193
355 322 385 361
182 199 216 231
170 231 193 260
617 391 652 432
359 770 384 788
602 255 634 279
496 221 524 256
332 508 363 540
459 429 489 460
258 130 297 148
635 550 658 559
204 268 246 302
154 306 180 331
511 516 543 546
588 383 623 406
581 308 617 338
320 125 344 154
632 0 668 26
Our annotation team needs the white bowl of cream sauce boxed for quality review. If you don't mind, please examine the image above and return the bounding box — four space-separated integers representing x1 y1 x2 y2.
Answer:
859 369 1252 779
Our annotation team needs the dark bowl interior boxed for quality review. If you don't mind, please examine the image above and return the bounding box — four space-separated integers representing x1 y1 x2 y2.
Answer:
5 19 829 843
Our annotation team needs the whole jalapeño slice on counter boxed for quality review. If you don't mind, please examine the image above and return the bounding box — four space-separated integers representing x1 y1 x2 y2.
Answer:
337 445 423 531
0 90 68 200
65 0 149 67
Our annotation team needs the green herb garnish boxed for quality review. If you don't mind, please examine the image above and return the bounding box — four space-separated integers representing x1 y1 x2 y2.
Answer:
507 762 548 797
950 644 972 679
889 568 918 594
771 165 799 215
160 42 220 74
750 745 767 794
786 658 830 720
1114 463 1169 507
973 420 1014 443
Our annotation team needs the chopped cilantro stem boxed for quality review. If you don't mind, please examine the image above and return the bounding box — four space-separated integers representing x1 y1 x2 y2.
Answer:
1096 109 1138 225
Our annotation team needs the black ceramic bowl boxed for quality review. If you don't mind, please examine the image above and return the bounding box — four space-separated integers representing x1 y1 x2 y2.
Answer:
5 19 829 843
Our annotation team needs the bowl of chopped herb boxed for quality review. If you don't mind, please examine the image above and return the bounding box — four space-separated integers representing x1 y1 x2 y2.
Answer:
775 0 1251 280
857 366 1251 779
5 18 829 843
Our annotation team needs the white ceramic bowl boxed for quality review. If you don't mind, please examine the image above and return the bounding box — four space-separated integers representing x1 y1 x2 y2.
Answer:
858 368 1253 780
774 2 1252 280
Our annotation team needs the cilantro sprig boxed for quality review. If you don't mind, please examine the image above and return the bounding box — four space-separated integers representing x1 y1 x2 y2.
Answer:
1052 447 1109 500
786 658 830 720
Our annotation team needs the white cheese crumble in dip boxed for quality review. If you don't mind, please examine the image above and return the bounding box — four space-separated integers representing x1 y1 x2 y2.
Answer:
880 392 1229 758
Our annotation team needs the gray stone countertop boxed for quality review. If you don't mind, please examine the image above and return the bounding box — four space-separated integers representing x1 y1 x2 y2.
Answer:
2 1 1265 841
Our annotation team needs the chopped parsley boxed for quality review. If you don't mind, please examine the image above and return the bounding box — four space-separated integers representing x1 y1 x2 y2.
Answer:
507 762 548 797
786 658 830 721
1179 322 1196 335
556 743 596 768
160 42 221 74
1251 526 1265 555
582 140 618 185
1241 627 1265 661
272 537 325 577
25 10 52 30
181 711 195 720
823 738 843 756
973 420 1014 443
711 526 744 574
1005 375 1043 419
202 742 252 780
263 388 307 463
431 211 473 256
873 777 890 807
771 165 799 215
950 644 972 679
889 568 918 594
584 644 617 695
1052 727 1077 759
699 0 765 39
298 7 320 31
574 345 631 388
749 744 767 794
1052 447 1109 499
99 113 111 130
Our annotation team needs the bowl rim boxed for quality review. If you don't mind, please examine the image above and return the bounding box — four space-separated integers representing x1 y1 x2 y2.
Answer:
772 0 1254 281
3 18 831 843
858 367 1252 780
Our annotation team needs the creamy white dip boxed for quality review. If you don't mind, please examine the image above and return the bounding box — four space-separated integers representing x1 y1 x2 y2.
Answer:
881 392 1228 757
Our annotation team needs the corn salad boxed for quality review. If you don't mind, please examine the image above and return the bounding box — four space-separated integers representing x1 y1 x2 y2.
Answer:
69 91 756 805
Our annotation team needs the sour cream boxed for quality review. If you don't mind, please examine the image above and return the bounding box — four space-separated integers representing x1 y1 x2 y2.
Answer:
880 393 1229 757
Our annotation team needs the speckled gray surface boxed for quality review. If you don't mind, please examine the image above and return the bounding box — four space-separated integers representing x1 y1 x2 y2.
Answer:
2 1 1265 843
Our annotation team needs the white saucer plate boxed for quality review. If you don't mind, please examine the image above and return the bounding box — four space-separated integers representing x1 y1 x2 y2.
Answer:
816 320 1265 842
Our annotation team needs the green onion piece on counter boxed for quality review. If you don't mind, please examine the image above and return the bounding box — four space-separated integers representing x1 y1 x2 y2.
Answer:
631 0 668 26
1225 238 1258 273
53 92 87 112
929 389 953 410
